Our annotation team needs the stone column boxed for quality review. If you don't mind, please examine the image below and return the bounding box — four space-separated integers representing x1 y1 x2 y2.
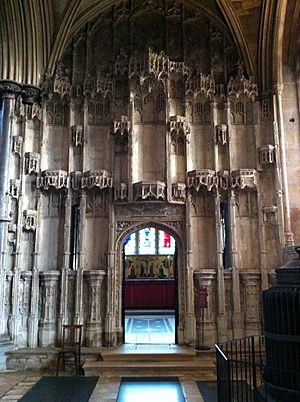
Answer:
0 80 21 336
211 100 227 342
273 83 294 246
105 201 116 346
214 193 227 342
74 193 86 325
228 190 243 338
28 193 43 347
38 271 60 346
58 194 72 342
184 193 196 346
85 270 106 346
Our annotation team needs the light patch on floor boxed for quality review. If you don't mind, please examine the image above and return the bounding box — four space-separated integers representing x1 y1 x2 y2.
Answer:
124 315 175 344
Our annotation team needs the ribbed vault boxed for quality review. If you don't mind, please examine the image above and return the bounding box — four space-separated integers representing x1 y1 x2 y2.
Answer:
0 1 299 89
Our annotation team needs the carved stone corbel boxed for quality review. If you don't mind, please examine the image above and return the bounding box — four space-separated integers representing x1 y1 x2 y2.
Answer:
9 179 20 199
81 170 113 190
217 170 229 192
12 136 23 156
258 145 275 166
71 125 84 147
187 169 217 192
114 183 128 201
24 152 40 175
215 124 229 145
171 183 186 203
22 210 37 231
36 170 68 190
70 171 82 191
231 169 257 190
133 181 166 201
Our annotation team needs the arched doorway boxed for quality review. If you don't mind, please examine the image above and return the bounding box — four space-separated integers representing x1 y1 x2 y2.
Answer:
122 226 178 344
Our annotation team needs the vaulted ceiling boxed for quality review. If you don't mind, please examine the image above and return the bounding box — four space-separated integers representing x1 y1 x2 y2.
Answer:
0 0 299 90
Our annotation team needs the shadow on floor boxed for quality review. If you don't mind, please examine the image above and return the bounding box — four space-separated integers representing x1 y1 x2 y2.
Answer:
197 381 217 402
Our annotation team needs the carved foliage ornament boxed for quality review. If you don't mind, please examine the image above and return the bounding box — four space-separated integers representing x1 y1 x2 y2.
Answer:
0 80 22 99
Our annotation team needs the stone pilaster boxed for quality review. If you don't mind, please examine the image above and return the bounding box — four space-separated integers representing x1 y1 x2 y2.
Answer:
214 193 227 342
241 272 261 335
74 193 86 325
38 271 60 346
228 191 243 338
28 193 43 347
0 80 21 336
273 83 294 246
58 194 72 341
105 200 117 346
184 193 196 346
85 270 106 346
194 270 217 347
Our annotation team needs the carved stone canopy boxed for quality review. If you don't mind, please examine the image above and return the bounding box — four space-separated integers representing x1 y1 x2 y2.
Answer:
36 170 68 190
71 125 84 147
215 124 229 145
114 183 128 201
187 169 217 192
133 181 166 201
227 62 258 101
172 183 186 203
258 145 275 166
24 152 40 175
81 170 113 190
10 179 21 199
231 169 257 190
22 210 37 231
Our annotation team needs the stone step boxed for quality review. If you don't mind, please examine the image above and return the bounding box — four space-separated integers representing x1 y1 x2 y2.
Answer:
100 352 201 362
100 344 199 361
83 350 216 380
83 360 216 379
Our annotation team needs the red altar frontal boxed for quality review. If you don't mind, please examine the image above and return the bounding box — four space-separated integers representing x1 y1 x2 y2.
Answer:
124 279 176 309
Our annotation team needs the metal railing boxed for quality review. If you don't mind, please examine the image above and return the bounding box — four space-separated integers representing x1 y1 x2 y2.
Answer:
216 336 266 402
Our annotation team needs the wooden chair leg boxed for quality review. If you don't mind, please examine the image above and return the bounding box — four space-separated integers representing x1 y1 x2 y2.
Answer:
56 353 61 376
74 352 78 375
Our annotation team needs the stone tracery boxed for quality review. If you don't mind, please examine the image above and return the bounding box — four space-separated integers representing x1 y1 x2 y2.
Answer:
0 0 288 351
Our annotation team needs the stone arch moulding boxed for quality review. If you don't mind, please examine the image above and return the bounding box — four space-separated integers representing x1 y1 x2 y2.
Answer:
112 219 189 346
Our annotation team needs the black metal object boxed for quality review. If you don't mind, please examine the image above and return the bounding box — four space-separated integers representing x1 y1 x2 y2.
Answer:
216 344 231 402
262 247 300 402
216 336 265 402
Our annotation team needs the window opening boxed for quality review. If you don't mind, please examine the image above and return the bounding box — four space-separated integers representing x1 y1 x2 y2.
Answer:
69 204 79 270
220 202 231 269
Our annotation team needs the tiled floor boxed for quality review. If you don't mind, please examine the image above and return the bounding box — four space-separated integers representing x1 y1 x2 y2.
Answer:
0 315 212 401
0 372 206 402
124 314 175 344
